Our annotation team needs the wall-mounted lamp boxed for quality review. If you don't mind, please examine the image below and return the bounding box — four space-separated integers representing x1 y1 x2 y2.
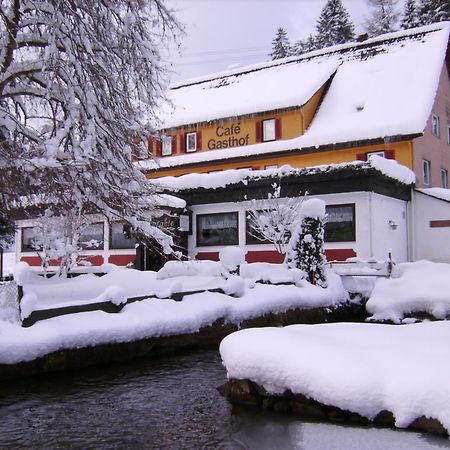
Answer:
388 220 398 230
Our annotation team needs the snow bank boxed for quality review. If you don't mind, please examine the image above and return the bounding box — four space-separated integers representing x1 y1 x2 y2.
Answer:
366 261 450 322
219 246 246 273
0 267 348 364
220 321 450 434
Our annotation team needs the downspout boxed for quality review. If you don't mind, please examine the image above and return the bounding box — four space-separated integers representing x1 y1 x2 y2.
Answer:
408 188 416 262
369 192 374 258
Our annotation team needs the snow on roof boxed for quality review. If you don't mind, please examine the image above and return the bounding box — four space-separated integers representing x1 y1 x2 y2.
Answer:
416 187 450 202
152 156 415 192
160 59 339 129
147 23 449 170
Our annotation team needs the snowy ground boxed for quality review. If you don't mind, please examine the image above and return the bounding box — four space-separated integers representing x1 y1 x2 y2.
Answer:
220 321 450 435
0 261 348 364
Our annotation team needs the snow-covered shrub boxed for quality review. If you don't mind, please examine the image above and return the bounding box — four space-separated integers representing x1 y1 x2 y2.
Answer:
157 260 222 279
13 261 31 286
286 199 327 287
103 286 127 306
247 183 305 254
222 276 246 297
219 247 246 276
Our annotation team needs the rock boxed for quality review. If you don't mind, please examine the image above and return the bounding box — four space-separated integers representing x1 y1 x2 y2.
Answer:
409 417 447 436
373 410 395 426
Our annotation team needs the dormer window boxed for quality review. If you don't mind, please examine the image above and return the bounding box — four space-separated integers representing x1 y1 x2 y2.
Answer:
161 136 173 156
262 119 276 142
186 132 197 152
431 114 440 137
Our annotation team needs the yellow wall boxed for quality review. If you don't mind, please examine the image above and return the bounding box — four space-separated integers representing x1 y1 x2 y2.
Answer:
147 140 414 179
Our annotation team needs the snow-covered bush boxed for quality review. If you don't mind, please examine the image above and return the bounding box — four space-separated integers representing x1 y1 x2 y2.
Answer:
219 247 246 276
13 262 31 286
286 199 327 287
157 260 222 279
247 183 305 254
31 209 91 277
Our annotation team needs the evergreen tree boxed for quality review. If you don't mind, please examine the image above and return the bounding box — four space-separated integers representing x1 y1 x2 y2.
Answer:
0 212 14 250
270 27 291 60
365 0 400 36
418 0 450 25
315 0 355 48
401 0 421 29
286 199 327 288
291 35 319 56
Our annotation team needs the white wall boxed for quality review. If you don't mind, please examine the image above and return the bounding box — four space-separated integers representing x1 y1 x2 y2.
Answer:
188 191 409 262
411 191 450 263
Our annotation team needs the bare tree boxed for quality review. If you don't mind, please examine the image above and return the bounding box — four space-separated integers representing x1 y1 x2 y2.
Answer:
365 0 400 36
247 183 306 255
0 0 180 253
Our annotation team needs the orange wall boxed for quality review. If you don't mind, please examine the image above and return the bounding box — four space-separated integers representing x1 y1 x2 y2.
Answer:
147 140 414 178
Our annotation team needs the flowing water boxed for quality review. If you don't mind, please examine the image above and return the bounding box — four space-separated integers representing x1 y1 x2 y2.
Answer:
0 350 448 449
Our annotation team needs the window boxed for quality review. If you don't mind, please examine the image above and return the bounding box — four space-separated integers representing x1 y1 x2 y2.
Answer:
197 212 238 246
186 132 197 152
441 169 448 189
366 150 385 160
245 212 271 245
431 114 440 137
161 136 173 156
262 119 276 142
423 159 431 186
80 223 104 250
21 227 39 252
110 223 136 249
324 204 356 242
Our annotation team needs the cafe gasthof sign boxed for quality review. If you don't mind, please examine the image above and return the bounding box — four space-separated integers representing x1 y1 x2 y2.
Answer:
207 122 249 150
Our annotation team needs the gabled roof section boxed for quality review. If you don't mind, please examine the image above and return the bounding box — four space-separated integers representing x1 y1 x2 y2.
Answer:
158 22 449 134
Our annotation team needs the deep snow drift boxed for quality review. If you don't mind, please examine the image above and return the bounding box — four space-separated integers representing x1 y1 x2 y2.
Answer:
220 321 450 435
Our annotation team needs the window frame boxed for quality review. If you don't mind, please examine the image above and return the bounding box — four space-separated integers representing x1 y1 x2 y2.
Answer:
161 136 173 156
431 114 440 137
447 125 450 145
196 212 239 247
423 159 431 186
441 168 448 189
186 132 197 153
324 204 356 243
262 118 276 142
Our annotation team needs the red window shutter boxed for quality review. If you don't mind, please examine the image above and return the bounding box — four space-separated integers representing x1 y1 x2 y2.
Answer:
275 118 282 140
156 140 162 157
356 153 366 161
255 121 262 143
147 138 153 157
171 136 177 154
385 150 395 160
252 166 259 170
179 134 186 153
196 131 202 150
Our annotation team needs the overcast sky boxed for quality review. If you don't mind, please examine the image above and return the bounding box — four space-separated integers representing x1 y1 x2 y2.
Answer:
165 0 406 83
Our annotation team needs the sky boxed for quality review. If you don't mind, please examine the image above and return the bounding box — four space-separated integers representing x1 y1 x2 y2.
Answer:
165 0 406 83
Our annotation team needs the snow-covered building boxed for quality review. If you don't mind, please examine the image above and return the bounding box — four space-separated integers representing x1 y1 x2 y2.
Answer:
12 23 450 270
140 22 450 190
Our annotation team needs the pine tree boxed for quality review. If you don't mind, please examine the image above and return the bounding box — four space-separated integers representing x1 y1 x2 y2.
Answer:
291 35 319 56
418 0 450 25
286 199 327 288
270 27 291 60
315 0 355 48
401 0 421 29
365 0 400 36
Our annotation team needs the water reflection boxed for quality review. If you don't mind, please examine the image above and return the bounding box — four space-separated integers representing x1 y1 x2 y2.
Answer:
0 350 448 449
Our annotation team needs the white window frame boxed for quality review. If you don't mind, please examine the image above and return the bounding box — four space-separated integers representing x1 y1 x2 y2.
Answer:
366 150 385 160
431 114 440 137
186 132 197 153
161 136 172 156
262 119 276 142
447 125 450 145
441 169 448 189
423 159 431 186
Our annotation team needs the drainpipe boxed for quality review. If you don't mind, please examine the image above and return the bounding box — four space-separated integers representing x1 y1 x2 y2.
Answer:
368 192 374 258
408 189 416 262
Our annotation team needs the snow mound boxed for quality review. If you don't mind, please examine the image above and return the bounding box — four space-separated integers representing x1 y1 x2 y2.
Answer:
301 198 326 219
366 261 450 323
219 246 246 273
220 321 450 434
